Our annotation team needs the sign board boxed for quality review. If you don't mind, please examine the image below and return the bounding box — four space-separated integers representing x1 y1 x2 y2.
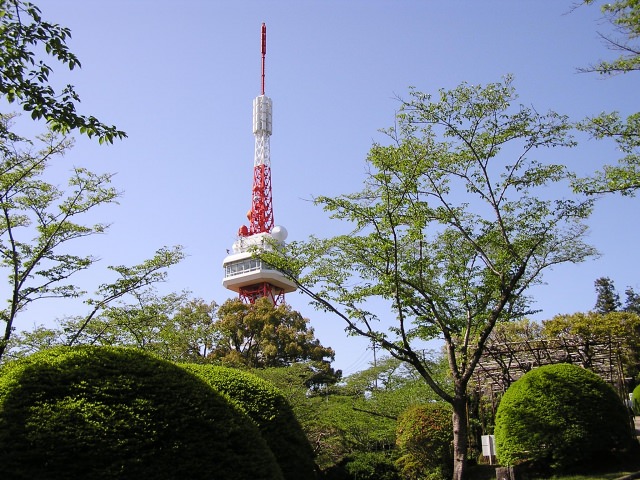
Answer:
481 434 496 464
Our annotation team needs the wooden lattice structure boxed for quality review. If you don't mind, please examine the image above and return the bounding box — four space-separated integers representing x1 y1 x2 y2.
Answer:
473 337 627 400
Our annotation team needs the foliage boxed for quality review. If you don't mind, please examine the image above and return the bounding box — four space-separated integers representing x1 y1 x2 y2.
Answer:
6 293 218 363
0 121 117 360
181 364 316 480
395 403 454 480
542 310 640 379
575 112 640 195
0 0 125 143
262 77 596 480
0 123 182 361
0 118 184 362
341 452 400 480
573 2 640 195
581 0 640 75
487 318 544 344
0 249 185 363
624 285 640 314
0 345 284 479
594 276 621 313
633 383 640 415
210 297 335 369
256 359 450 477
253 364 374 474
73 294 213 359
342 355 446 418
494 363 633 472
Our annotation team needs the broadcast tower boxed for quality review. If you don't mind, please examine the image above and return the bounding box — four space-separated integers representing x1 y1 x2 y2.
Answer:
222 23 296 305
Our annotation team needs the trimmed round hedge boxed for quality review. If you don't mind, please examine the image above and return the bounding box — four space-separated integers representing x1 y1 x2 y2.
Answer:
181 364 316 480
395 402 453 480
0 346 283 480
494 363 633 472
633 383 640 415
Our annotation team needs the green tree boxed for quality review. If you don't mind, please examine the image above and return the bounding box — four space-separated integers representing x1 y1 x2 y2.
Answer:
0 119 183 362
0 0 125 143
343 356 446 419
623 286 640 314
633 383 640 414
486 318 544 345
594 276 621 313
263 78 597 480
210 297 335 369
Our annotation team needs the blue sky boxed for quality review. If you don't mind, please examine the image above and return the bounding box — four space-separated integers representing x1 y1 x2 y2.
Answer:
7 1 639 375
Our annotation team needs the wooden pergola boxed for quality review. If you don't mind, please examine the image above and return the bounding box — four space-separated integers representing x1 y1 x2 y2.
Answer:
473 337 627 400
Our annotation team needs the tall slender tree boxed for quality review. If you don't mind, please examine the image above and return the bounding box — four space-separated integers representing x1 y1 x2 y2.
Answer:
624 286 640 314
263 78 597 480
0 117 183 362
594 276 621 313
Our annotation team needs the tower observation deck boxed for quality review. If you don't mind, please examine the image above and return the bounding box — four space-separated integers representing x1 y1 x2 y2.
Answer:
222 23 296 305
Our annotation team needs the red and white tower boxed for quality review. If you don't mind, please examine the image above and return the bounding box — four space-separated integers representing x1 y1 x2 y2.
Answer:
222 23 296 305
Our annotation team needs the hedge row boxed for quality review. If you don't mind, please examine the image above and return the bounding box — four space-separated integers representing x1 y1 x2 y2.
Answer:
0 346 316 479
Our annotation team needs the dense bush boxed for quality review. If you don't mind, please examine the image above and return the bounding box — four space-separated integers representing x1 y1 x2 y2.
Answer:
633 384 640 415
395 403 453 480
495 363 633 472
343 451 400 480
320 451 400 480
0 346 283 480
181 364 316 480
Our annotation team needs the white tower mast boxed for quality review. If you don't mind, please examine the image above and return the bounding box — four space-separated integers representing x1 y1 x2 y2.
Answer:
221 23 296 305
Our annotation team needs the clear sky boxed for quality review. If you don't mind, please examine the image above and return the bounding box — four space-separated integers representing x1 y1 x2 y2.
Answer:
8 1 639 376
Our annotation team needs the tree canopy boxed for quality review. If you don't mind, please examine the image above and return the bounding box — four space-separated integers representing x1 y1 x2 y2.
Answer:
0 0 125 143
581 0 640 75
210 297 335 369
573 1 640 195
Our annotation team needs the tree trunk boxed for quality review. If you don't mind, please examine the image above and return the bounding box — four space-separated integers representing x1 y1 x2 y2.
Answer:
452 394 468 480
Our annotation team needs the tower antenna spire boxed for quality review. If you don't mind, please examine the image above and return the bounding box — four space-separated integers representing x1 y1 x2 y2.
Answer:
261 22 266 95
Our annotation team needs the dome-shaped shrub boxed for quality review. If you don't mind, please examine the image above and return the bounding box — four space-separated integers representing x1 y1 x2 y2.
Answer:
633 383 640 415
495 363 633 472
395 403 453 480
181 364 316 480
0 346 283 480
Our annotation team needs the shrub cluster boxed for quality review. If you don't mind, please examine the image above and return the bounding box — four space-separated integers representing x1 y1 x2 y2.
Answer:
0 346 284 480
494 363 633 473
181 364 316 480
395 403 453 480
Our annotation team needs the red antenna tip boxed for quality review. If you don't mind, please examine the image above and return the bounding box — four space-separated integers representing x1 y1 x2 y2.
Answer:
260 23 267 96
